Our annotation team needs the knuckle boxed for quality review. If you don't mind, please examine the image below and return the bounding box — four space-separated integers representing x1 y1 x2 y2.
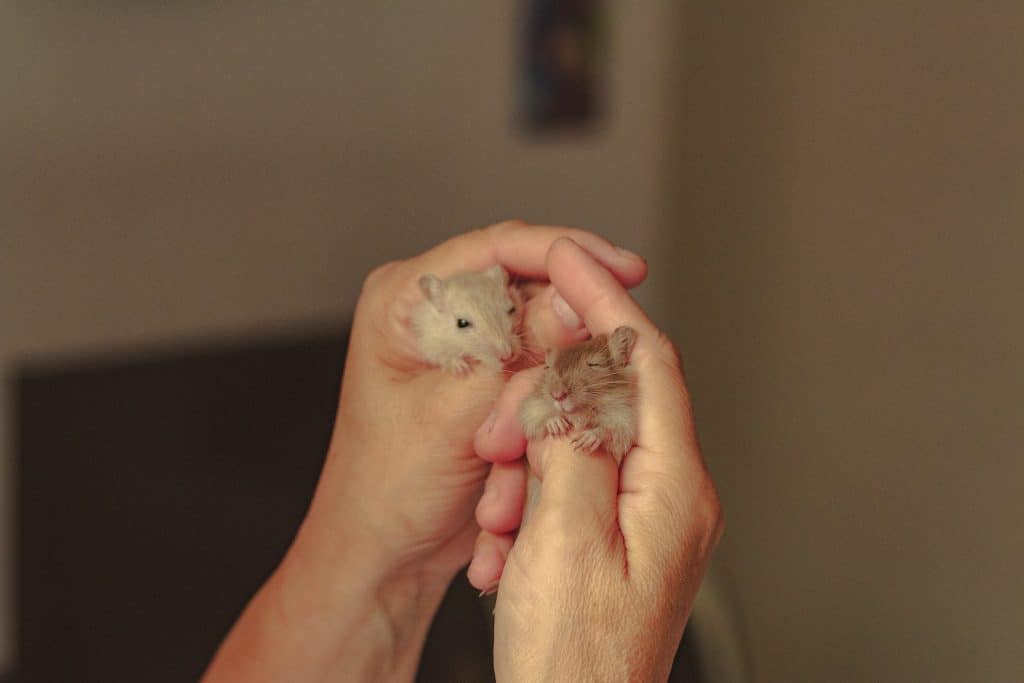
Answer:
692 478 725 553
485 219 526 242
358 260 408 316
646 471 723 557
586 288 615 315
493 218 528 232
530 516 577 565
362 260 400 294
653 329 683 372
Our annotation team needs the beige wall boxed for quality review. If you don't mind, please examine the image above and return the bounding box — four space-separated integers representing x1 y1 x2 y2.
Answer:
0 2 674 671
656 2 1023 681
8 2 1017 679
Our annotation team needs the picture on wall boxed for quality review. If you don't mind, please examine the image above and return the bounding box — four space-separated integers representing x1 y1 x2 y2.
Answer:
522 0 607 132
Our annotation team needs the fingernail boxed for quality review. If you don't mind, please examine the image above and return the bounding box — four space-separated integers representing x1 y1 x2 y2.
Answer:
615 246 645 263
551 289 583 330
480 410 497 435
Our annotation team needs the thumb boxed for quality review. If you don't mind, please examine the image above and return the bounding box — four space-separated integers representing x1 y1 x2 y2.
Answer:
412 366 507 449
525 437 620 536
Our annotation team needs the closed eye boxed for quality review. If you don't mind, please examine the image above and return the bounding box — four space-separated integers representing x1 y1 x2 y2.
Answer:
507 306 516 314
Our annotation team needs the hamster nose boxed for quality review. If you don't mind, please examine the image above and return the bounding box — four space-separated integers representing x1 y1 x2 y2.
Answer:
499 349 514 362
551 389 568 402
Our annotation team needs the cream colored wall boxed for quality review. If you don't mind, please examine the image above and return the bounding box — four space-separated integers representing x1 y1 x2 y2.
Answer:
0 2 675 671
655 2 1023 681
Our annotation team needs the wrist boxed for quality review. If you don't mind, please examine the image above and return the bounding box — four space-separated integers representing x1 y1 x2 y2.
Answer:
273 518 453 682
204 513 451 683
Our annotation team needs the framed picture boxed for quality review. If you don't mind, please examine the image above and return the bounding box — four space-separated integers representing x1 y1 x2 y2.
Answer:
522 0 607 132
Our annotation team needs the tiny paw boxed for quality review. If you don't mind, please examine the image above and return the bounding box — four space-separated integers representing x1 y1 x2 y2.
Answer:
545 415 571 437
443 357 472 376
572 429 603 454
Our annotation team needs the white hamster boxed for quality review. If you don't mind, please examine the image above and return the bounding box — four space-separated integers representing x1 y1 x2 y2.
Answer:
411 265 524 374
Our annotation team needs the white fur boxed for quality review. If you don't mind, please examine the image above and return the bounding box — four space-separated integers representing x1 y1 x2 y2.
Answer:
411 267 522 373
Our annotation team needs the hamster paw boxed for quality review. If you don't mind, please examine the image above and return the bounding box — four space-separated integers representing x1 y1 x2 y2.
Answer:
544 415 572 437
572 429 604 454
443 357 472 375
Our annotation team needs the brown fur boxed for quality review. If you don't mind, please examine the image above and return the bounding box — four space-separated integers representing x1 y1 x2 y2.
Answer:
518 326 638 462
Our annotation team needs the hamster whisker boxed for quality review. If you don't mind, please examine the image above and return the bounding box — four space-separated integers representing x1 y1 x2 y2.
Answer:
580 379 630 387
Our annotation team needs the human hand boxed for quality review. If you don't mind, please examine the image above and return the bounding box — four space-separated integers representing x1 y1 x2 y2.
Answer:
306 222 646 582
470 238 724 682
205 222 647 682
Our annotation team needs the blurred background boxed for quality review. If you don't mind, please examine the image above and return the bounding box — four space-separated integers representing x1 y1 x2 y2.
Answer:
1 1 1021 681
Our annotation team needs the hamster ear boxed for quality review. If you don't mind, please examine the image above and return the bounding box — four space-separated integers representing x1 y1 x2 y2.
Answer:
418 274 446 311
483 264 508 285
609 326 638 366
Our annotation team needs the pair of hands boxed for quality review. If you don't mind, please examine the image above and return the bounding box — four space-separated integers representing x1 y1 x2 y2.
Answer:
204 221 722 682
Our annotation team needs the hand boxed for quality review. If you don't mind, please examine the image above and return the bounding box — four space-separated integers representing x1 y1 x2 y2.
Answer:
470 238 724 682
203 222 647 682
315 222 647 581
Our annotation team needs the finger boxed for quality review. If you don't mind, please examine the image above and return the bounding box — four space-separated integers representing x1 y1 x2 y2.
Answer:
517 280 548 300
371 223 645 372
526 438 619 537
475 460 528 534
467 530 514 594
546 237 711 537
546 236 660 341
474 367 542 463
520 284 591 356
546 238 703 470
410 220 647 285
547 238 697 452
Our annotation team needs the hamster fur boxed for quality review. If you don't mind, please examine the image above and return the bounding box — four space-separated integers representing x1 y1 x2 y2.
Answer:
411 265 523 374
518 326 639 462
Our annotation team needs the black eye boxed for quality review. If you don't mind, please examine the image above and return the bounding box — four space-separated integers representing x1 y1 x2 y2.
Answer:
507 306 516 315
456 318 472 329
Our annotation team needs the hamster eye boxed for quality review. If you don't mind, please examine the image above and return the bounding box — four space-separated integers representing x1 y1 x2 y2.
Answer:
586 362 601 367
507 306 516 315
456 318 472 329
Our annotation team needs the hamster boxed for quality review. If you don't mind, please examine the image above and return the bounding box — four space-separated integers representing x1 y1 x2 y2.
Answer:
475 329 638 596
518 326 639 462
411 265 524 374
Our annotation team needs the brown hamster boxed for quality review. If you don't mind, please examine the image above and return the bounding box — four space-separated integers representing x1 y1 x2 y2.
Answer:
474 329 638 596
411 265 524 374
519 326 638 462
